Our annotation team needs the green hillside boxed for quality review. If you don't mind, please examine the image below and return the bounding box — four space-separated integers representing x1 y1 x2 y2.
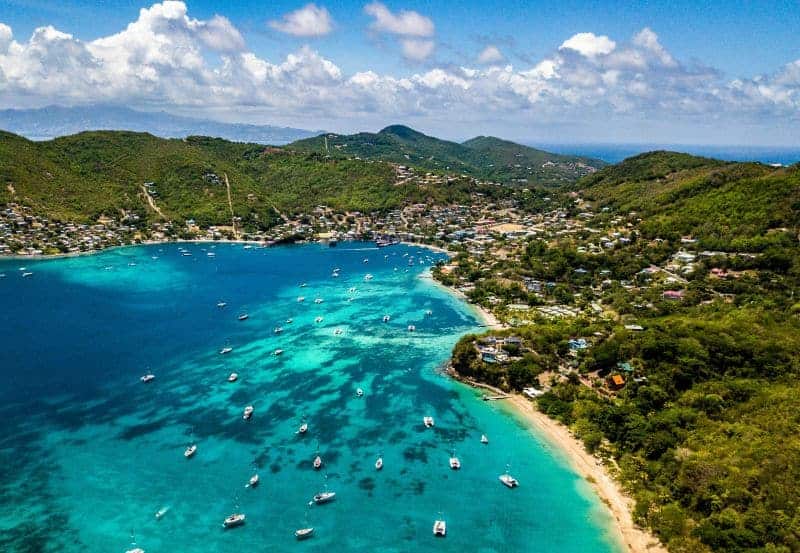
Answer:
0 130 493 228
289 125 605 187
445 153 800 552
578 151 800 251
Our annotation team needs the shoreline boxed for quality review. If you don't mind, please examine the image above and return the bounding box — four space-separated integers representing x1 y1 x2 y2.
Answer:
504 394 668 553
418 270 505 329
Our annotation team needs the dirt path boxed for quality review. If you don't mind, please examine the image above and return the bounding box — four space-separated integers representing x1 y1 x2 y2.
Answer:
223 173 239 239
140 184 165 218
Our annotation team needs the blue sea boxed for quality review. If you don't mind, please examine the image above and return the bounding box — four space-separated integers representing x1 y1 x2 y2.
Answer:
0 242 621 553
532 143 800 166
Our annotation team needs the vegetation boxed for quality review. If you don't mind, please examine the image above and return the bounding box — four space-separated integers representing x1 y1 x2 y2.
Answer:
0 130 503 228
289 125 605 187
449 152 800 552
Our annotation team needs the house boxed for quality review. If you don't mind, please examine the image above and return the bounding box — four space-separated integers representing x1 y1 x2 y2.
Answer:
663 290 684 300
607 374 625 390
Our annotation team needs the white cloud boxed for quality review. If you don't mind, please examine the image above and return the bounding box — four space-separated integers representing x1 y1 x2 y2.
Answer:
0 7 797 143
269 3 333 37
364 2 434 37
477 45 503 65
401 39 434 61
559 32 616 58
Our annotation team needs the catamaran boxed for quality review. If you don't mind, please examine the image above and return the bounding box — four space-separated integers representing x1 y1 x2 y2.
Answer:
433 518 447 537
382 314 391 322
222 513 246 528
499 473 519 488
356 388 364 397
449 454 461 470
297 422 308 434
408 325 416 332
423 416 435 428
481 434 489 444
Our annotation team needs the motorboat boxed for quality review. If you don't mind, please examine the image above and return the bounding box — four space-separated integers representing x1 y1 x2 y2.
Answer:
243 405 254 420
286 318 293 324
155 506 169 520
222 513 246 528
382 315 390 322
423 416 435 428
314 297 324 304
220 346 233 354
247 474 259 488
295 527 314 540
217 301 226 308
313 455 323 470
140 374 155 383
375 457 383 470
274 326 283 334
297 296 305 302
364 273 373 281
238 313 249 321
22 272 33 277
312 491 335 504
297 422 308 434
184 444 197 458
433 519 446 537
481 434 489 444
499 473 519 488
408 325 416 332
228 373 238 382
449 456 461 470
274 349 284 356
356 388 364 397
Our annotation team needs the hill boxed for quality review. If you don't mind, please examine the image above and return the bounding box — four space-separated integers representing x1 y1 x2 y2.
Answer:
0 105 319 144
577 151 800 251
289 125 605 187
0 130 489 228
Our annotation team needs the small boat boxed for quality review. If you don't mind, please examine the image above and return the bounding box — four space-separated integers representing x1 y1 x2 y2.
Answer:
243 405 254 420
286 318 293 324
207 252 216 257
22 272 33 277
222 513 246 528
314 316 323 323
425 309 433 316
333 328 343 336
155 506 169 520
274 326 283 334
331 272 339 278
220 346 233 355
312 491 335 504
295 527 314 540
499 473 519 488
228 372 238 382
364 273 373 281
247 474 259 488
297 422 308 434
299 283 307 288
433 519 446 537
408 325 416 332
217 301 227 308
423 416 435 428
375 457 383 470
140 374 155 383
314 298 324 304
449 456 461 470
481 434 489 444
356 388 364 397
243 244 253 250
126 549 145 553
297 296 305 302
348 287 357 293
313 455 323 470
184 444 197 458
182 252 192 257
382 315 390 322
273 348 284 356
238 313 249 321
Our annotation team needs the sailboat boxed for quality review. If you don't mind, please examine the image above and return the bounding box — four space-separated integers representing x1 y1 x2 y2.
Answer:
126 529 144 553
499 463 519 488
433 515 447 537
295 507 314 540
375 454 383 470
223 495 246 528
449 450 461 470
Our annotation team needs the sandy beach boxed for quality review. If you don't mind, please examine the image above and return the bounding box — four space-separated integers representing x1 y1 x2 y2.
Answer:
506 394 668 553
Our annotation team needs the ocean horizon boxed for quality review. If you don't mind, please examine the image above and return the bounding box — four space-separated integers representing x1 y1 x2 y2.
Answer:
0 242 622 552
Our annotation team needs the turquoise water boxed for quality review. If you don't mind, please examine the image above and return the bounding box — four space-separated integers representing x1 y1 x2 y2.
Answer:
0 242 621 553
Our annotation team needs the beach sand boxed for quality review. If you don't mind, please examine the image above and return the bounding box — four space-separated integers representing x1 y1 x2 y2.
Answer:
506 394 668 553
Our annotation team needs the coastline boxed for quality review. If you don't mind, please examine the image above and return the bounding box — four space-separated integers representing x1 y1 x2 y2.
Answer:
504 394 668 553
418 269 504 329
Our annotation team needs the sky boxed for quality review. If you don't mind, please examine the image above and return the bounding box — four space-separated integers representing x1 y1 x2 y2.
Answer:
0 0 799 145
